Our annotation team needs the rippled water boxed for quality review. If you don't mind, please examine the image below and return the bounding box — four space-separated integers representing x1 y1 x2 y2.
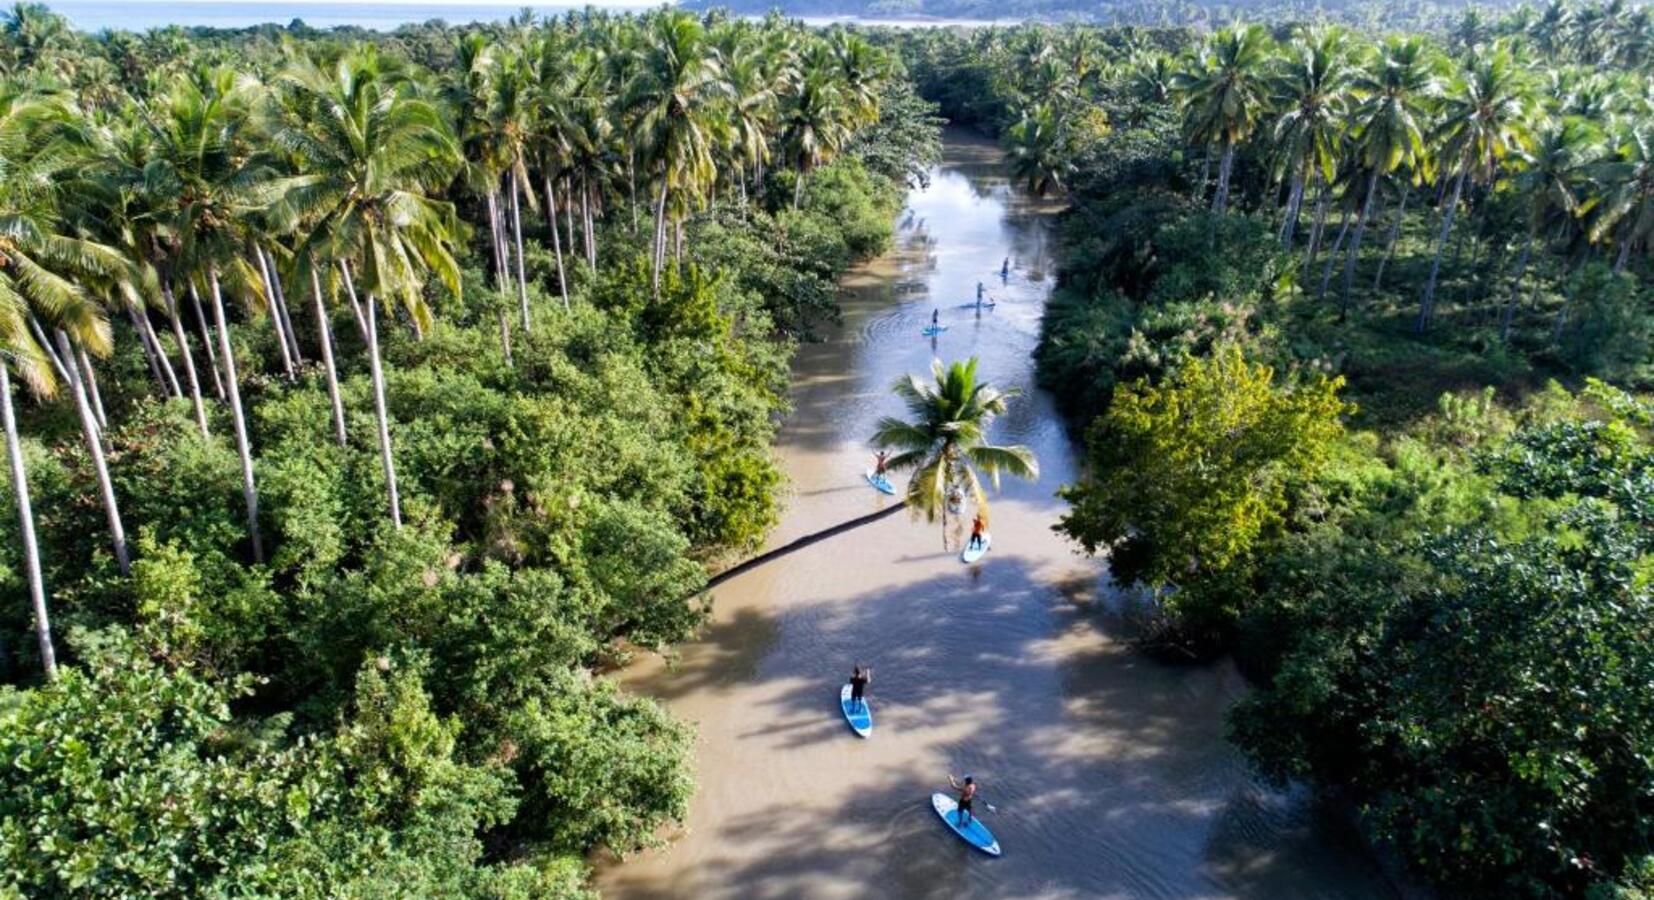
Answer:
596 131 1398 900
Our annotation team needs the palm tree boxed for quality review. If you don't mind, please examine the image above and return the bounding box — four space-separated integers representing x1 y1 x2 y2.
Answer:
1418 46 1534 332
827 31 886 128
149 69 274 561
702 358 1038 588
781 45 854 209
1501 116 1596 338
1338 36 1438 317
0 90 133 581
1532 0 1575 58
527 32 575 304
872 358 1039 547
1171 24 1273 215
716 27 779 205
0 88 124 674
628 11 724 293
564 97 614 270
1004 102 1073 198
67 113 213 439
270 46 463 530
485 49 536 330
1130 53 1175 108
0 2 69 74
446 32 518 359
0 342 52 675
594 19 648 233
1586 123 1654 274
1269 27 1353 249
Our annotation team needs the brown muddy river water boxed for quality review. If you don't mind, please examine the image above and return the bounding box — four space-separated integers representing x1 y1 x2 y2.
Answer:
598 132 1398 900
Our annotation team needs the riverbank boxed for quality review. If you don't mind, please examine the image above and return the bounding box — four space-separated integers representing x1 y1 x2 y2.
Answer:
596 129 1396 900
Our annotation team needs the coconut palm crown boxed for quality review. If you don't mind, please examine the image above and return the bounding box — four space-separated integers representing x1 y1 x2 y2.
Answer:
872 357 1039 532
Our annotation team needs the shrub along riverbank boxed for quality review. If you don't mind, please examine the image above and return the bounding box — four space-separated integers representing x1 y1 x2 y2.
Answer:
0 7 935 896
889 20 1654 899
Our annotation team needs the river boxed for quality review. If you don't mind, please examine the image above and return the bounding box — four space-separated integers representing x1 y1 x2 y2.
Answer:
597 131 1398 899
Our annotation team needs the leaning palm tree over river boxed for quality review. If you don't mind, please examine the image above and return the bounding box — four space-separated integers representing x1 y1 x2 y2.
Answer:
873 357 1039 548
703 357 1037 589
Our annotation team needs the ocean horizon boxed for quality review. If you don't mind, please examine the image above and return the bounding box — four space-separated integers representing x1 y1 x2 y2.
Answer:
48 1 653 33
45 1 1003 33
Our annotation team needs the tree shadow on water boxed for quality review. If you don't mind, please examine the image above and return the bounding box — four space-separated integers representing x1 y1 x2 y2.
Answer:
606 554 1400 900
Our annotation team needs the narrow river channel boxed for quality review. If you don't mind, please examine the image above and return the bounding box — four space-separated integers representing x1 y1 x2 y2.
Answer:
598 131 1398 900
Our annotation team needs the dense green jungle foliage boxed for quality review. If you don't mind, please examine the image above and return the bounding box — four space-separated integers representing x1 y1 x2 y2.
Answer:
0 4 937 895
891 15 1654 899
693 0 1653 39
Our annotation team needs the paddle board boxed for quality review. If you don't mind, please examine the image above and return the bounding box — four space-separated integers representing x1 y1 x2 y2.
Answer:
956 302 996 309
922 325 949 336
931 792 1001 856
840 684 872 738
961 533 992 563
864 469 896 495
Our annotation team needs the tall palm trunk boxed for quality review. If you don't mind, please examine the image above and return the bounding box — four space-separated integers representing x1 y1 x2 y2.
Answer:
485 189 514 363
652 176 670 294
255 249 295 381
1373 181 1410 290
1279 172 1305 247
1340 168 1384 319
263 246 304 363
340 272 369 342
627 146 639 233
582 175 597 270
76 347 108 433
27 318 66 388
509 172 530 331
493 187 516 297
1304 179 1330 273
163 280 210 438
562 178 577 265
1500 229 1536 341
485 188 506 286
2 364 53 679
1319 205 1353 301
363 293 402 529
130 306 168 395
793 159 808 210
1614 236 1632 273
542 174 569 309
208 268 264 563
309 268 347 447
135 307 182 397
1552 250 1588 342
1418 170 1467 332
1212 140 1237 215
54 330 129 575
130 307 180 399
188 281 227 400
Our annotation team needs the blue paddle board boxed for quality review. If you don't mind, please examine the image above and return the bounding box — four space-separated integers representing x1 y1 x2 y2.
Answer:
864 469 895 495
840 684 871 738
931 792 1001 856
922 325 948 336
961 533 992 564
